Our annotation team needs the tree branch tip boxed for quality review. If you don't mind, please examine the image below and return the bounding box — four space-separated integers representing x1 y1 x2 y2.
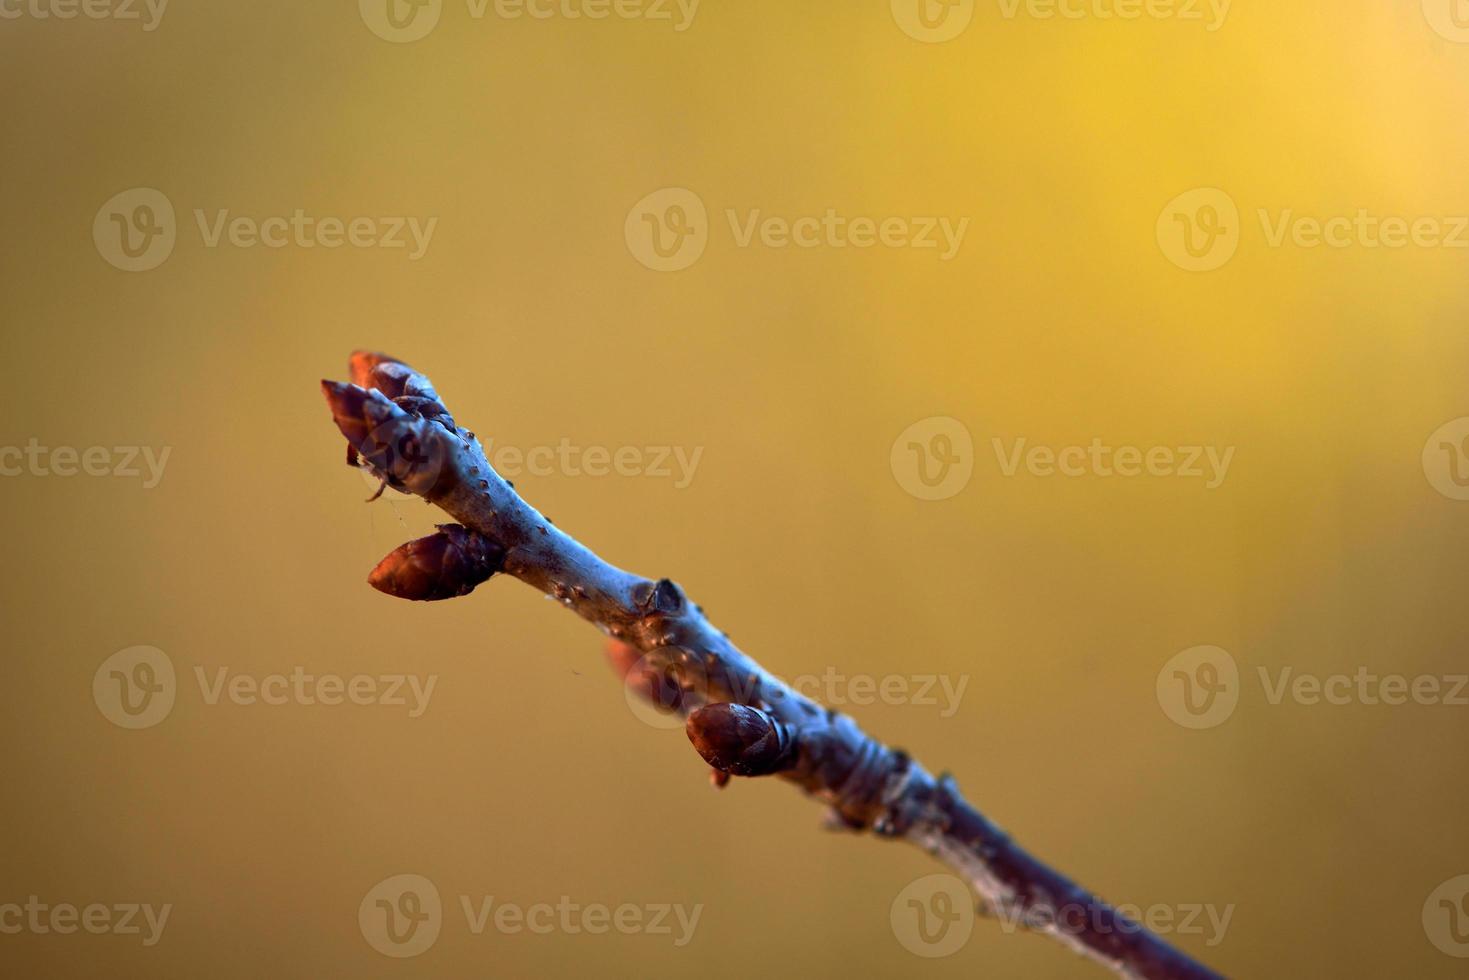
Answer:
322 351 1226 980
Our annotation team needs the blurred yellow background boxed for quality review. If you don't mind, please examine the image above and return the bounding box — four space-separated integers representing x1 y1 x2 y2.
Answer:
3 1 1469 977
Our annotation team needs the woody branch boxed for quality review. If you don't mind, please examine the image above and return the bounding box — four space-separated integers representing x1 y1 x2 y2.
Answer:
321 351 1225 980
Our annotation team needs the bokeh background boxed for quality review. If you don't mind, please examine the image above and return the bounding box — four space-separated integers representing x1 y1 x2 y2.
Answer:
3 2 1469 977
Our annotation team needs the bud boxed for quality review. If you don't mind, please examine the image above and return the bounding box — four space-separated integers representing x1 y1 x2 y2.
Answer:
322 380 452 494
368 524 504 601
686 703 796 777
349 350 445 409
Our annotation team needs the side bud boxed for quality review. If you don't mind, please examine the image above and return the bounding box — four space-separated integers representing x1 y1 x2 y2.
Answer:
686 703 797 777
368 524 504 601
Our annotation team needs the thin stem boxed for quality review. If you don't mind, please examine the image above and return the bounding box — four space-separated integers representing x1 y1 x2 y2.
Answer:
322 351 1225 980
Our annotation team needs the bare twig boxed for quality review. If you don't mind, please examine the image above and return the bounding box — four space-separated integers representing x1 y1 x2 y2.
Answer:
321 351 1225 980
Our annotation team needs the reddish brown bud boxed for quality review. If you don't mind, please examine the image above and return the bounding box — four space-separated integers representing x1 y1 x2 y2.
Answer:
348 350 445 409
368 524 504 601
686 703 796 777
322 380 376 457
322 380 452 494
349 350 427 401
